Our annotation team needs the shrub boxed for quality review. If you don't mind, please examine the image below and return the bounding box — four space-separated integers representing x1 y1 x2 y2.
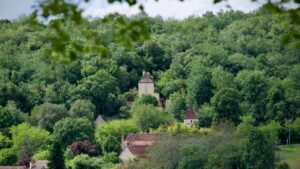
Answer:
70 140 98 157
135 94 158 106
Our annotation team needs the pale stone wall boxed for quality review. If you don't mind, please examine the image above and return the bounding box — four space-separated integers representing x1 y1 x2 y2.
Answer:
153 92 160 102
138 83 155 96
119 147 135 162
165 99 171 109
138 82 160 101
184 119 199 127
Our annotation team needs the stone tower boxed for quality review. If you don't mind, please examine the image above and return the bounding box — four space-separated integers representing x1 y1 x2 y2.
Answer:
138 71 160 101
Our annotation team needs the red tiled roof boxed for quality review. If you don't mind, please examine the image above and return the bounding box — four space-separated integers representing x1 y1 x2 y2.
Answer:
139 72 154 83
184 108 197 119
125 133 162 142
127 145 149 156
0 167 26 169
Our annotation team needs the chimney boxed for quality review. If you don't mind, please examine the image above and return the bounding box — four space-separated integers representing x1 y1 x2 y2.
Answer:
142 70 145 76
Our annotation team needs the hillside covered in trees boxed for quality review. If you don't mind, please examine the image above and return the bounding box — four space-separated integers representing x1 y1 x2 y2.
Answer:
0 7 300 169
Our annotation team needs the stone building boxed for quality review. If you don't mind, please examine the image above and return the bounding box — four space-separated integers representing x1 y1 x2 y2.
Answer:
119 133 162 162
0 160 49 169
138 71 160 101
183 108 198 127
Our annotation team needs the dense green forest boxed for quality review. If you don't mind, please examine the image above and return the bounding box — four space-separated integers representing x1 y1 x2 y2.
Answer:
0 8 300 169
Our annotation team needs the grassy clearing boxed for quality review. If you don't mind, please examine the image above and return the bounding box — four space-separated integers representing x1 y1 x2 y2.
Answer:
277 144 300 169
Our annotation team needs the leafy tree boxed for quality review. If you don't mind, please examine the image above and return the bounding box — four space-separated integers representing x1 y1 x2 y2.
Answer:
157 70 186 98
70 140 98 157
67 154 103 169
10 123 51 158
235 71 269 123
211 66 235 90
197 104 214 128
141 40 169 71
0 107 16 128
4 101 25 124
117 106 131 119
277 162 290 169
227 53 255 73
53 118 94 147
0 101 25 128
74 70 119 115
31 103 68 131
67 152 118 169
236 115 255 137
266 78 300 123
132 104 174 131
186 64 213 106
0 133 12 149
147 136 181 169
48 141 65 169
290 118 300 143
29 0 300 65
43 80 72 104
154 123 211 136
135 94 158 106
0 148 17 166
211 88 242 124
69 99 96 121
259 120 282 146
241 129 275 169
177 145 208 169
266 83 289 123
122 88 138 103
167 92 186 121
95 120 139 153
206 141 243 169
32 150 50 161
101 152 119 164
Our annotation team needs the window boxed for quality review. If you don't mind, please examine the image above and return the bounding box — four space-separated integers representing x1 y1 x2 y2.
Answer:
144 85 148 92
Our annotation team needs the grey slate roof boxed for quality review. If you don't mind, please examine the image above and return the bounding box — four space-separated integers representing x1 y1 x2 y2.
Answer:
95 115 106 124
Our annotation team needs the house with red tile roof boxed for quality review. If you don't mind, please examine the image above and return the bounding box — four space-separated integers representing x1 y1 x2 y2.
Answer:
0 160 49 169
183 108 198 127
119 133 163 162
0 167 26 169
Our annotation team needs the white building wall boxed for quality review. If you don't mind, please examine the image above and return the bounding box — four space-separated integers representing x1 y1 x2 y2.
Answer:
184 119 199 127
119 147 136 163
138 83 155 96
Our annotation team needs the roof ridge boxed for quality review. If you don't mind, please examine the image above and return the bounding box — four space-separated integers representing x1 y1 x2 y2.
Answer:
139 71 154 83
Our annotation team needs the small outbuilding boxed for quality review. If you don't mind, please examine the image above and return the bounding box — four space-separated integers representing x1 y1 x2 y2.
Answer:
31 160 49 169
183 108 198 127
95 115 106 125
